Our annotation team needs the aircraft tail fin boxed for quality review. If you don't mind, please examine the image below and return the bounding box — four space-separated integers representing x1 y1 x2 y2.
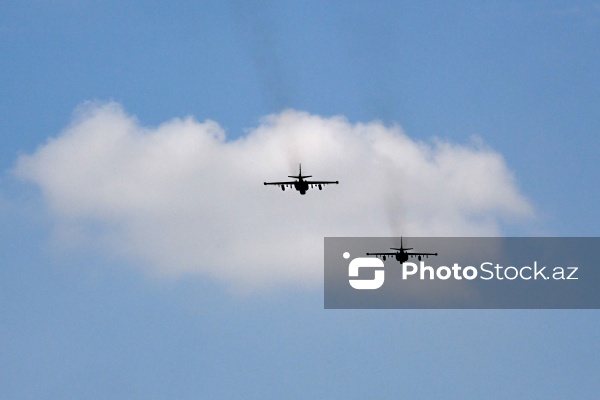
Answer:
391 237 413 251
289 163 312 179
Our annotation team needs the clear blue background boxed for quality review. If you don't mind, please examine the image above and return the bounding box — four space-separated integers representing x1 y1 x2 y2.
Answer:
1 1 599 398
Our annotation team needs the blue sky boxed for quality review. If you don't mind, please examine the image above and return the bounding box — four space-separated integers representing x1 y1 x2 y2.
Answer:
1 1 599 398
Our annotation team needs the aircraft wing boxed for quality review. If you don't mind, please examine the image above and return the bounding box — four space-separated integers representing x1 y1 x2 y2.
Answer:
366 252 397 257
305 180 339 185
366 251 438 257
264 181 296 185
406 251 438 257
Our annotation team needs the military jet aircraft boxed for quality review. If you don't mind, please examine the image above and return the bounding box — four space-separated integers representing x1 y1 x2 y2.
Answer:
264 164 339 195
366 237 438 263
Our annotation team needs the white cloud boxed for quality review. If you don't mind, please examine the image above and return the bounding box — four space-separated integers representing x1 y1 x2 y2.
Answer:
15 102 533 290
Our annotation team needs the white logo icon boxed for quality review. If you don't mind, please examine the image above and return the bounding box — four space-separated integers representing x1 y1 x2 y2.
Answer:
348 255 385 290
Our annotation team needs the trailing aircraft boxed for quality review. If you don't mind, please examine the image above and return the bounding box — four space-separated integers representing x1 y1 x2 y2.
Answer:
366 237 438 263
264 164 339 195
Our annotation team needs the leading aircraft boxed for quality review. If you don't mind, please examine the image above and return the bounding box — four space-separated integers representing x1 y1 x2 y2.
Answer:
366 237 438 263
264 164 339 195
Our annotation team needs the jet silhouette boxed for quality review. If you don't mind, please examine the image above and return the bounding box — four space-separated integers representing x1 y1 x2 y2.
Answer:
264 164 339 195
366 237 438 263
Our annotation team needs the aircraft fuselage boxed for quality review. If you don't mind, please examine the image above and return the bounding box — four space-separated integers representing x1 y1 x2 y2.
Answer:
295 179 309 195
396 252 409 263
